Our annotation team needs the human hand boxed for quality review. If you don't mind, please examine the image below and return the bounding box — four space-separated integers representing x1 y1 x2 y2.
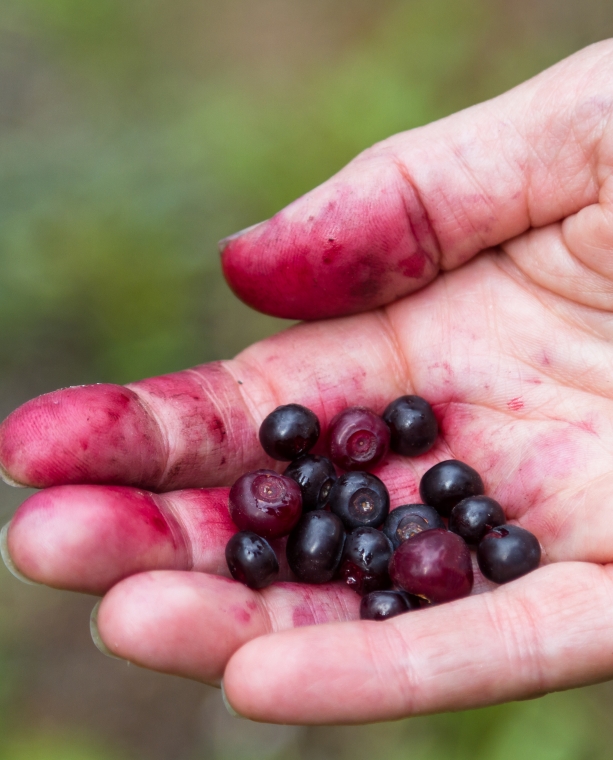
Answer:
2 40 613 724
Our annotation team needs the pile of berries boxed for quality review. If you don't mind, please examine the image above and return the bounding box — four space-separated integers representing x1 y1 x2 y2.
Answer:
224 397 541 621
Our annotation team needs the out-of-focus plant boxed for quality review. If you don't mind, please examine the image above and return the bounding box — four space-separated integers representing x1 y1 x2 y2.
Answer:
1 0 613 758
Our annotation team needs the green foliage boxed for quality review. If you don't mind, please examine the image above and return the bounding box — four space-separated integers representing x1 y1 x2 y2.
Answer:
0 732 130 760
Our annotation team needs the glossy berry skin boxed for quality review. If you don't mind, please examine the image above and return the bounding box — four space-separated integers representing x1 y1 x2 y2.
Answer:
286 511 345 584
477 525 541 584
229 469 302 539
259 404 320 461
339 527 393 596
284 455 337 512
360 590 420 621
383 395 438 457
419 459 485 517
383 504 445 550
328 471 390 530
449 495 506 546
389 528 473 604
327 406 390 471
225 531 279 589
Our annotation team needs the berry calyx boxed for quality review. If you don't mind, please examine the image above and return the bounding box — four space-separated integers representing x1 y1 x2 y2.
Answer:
328 471 390 529
382 504 445 549
229 469 302 539
328 406 390 471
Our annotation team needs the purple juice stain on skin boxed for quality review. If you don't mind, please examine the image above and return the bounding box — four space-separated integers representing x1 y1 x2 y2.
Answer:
231 605 252 625
0 385 163 489
130 362 258 489
572 419 597 436
9 485 191 593
292 604 318 628
0 362 260 492
221 182 440 320
398 253 427 279
507 397 524 411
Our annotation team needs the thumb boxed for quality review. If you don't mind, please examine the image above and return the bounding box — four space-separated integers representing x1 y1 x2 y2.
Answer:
220 41 613 320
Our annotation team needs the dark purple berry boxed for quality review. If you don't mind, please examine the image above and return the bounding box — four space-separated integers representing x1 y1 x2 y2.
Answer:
229 469 302 539
449 495 506 546
419 459 484 517
360 590 420 620
328 471 390 530
259 404 320 461
382 504 445 549
477 525 541 584
225 531 279 589
283 455 337 512
327 406 390 471
339 527 393 595
383 395 438 456
389 528 473 603
286 511 345 584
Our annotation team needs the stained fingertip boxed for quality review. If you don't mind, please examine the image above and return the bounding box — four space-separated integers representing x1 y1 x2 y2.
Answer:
0 462 26 488
0 521 39 585
0 384 165 489
218 221 268 256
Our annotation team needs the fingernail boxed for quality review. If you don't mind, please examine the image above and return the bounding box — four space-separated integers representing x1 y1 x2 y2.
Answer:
221 679 246 719
0 522 39 585
0 462 26 488
218 221 267 255
90 601 124 661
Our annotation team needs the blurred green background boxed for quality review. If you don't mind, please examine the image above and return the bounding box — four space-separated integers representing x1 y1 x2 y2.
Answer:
0 0 613 757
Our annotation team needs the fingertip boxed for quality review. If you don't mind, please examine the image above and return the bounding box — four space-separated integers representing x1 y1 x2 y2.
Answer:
218 221 268 256
0 384 165 489
0 461 27 488
90 600 125 661
6 485 190 594
91 571 265 685
0 521 40 585
220 170 440 320
221 678 247 719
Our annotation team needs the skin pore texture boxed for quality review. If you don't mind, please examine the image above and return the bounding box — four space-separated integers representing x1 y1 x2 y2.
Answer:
3 41 613 724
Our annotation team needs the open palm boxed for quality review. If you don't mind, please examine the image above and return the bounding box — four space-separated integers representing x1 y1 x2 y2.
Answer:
3 41 613 724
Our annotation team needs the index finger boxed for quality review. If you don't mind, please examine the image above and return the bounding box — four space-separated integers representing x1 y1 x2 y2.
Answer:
221 42 613 319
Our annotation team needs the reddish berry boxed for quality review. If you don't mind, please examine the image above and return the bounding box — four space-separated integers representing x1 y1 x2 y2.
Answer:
229 469 302 539
389 528 473 603
328 406 390 471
